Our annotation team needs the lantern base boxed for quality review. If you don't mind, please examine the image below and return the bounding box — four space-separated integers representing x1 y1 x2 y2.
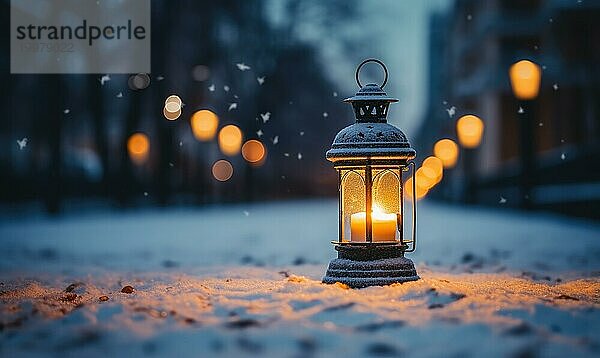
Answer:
323 254 419 289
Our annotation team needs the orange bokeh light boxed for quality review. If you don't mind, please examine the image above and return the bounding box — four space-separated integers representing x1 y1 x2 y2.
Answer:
433 139 459 168
405 177 428 200
127 132 150 164
212 159 234 181
509 60 541 100
422 156 443 183
456 114 484 148
218 124 243 156
241 139 266 164
191 110 219 141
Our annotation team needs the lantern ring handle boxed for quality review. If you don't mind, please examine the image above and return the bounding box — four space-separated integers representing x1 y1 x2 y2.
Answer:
355 58 389 89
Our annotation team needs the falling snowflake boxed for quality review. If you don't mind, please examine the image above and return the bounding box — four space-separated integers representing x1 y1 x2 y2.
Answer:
281 175 286 179
116 92 123 98
561 153 566 160
553 83 559 91
234 94 239 99
236 63 251 71
289 101 293 105
542 65 547 70
169 162 174 167
560 139 565 143
539 122 543 127
223 85 230 92
260 112 270 123
208 84 215 92
442 100 448 105
257 76 265 85
297 153 302 160
446 106 456 117
16 138 28 150
179 141 183 147
549 18 553 23
156 76 165 81
143 192 148 197
63 109 70 114
333 92 338 97
243 210 250 216
99 74 110 85
518 107 524 114
256 129 263 137
228 103 238 111
499 197 507 204
284 153 289 157
323 112 328 118
467 14 472 21
299 131 304 136
272 136 279 145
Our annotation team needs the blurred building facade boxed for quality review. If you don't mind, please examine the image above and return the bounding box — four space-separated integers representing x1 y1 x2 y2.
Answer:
418 0 600 219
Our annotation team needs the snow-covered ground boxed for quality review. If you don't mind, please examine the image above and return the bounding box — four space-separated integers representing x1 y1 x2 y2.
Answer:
1 200 600 357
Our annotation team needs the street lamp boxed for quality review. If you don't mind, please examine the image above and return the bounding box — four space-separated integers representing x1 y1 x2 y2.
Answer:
509 60 541 210
322 59 419 288
456 114 484 204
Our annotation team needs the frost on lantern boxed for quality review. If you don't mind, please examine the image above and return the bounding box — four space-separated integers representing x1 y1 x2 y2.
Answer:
322 59 419 288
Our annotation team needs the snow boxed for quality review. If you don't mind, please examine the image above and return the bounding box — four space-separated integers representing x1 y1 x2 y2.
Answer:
1 200 600 356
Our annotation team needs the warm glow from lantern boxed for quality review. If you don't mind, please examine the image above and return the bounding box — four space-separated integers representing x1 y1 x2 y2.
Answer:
509 60 541 100
241 139 266 164
191 110 219 141
405 177 428 200
350 204 397 242
422 156 443 183
127 132 150 164
212 160 233 181
456 114 484 148
434 139 459 168
218 125 243 156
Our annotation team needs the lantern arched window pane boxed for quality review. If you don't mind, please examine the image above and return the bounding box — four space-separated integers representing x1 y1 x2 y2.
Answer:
340 169 365 242
372 168 402 241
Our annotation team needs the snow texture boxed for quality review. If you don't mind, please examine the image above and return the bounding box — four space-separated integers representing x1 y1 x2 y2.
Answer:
1 200 600 357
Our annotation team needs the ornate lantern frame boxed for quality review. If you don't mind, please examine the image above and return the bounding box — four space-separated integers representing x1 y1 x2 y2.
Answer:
322 59 419 288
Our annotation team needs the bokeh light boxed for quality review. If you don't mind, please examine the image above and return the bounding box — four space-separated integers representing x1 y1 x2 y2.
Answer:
218 124 243 156
165 95 182 106
422 156 444 183
456 114 484 148
405 177 428 200
190 110 219 141
416 167 436 190
212 160 234 182
434 139 459 168
163 106 181 121
128 73 150 90
509 60 542 100
241 139 266 164
127 132 150 164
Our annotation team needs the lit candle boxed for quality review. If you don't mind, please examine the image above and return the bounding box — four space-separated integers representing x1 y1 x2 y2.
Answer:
350 206 397 242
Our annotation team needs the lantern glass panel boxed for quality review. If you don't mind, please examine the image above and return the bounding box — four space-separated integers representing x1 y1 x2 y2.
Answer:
340 169 365 242
372 168 402 241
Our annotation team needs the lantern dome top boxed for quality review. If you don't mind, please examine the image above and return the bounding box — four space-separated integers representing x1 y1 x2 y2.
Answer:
327 59 416 163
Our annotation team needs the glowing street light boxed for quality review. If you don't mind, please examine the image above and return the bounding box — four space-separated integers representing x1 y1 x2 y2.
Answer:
218 124 243 156
433 139 459 168
241 139 266 165
322 59 419 288
509 60 541 100
456 115 484 149
191 110 219 141
509 60 542 210
127 132 150 164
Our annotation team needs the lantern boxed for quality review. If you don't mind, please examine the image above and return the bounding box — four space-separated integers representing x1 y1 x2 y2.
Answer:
322 59 419 288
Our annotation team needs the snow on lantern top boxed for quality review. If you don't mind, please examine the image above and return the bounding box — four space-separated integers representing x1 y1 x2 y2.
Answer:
326 59 416 164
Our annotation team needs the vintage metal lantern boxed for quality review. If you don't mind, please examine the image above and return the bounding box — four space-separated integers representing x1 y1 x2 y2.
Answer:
323 59 419 288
